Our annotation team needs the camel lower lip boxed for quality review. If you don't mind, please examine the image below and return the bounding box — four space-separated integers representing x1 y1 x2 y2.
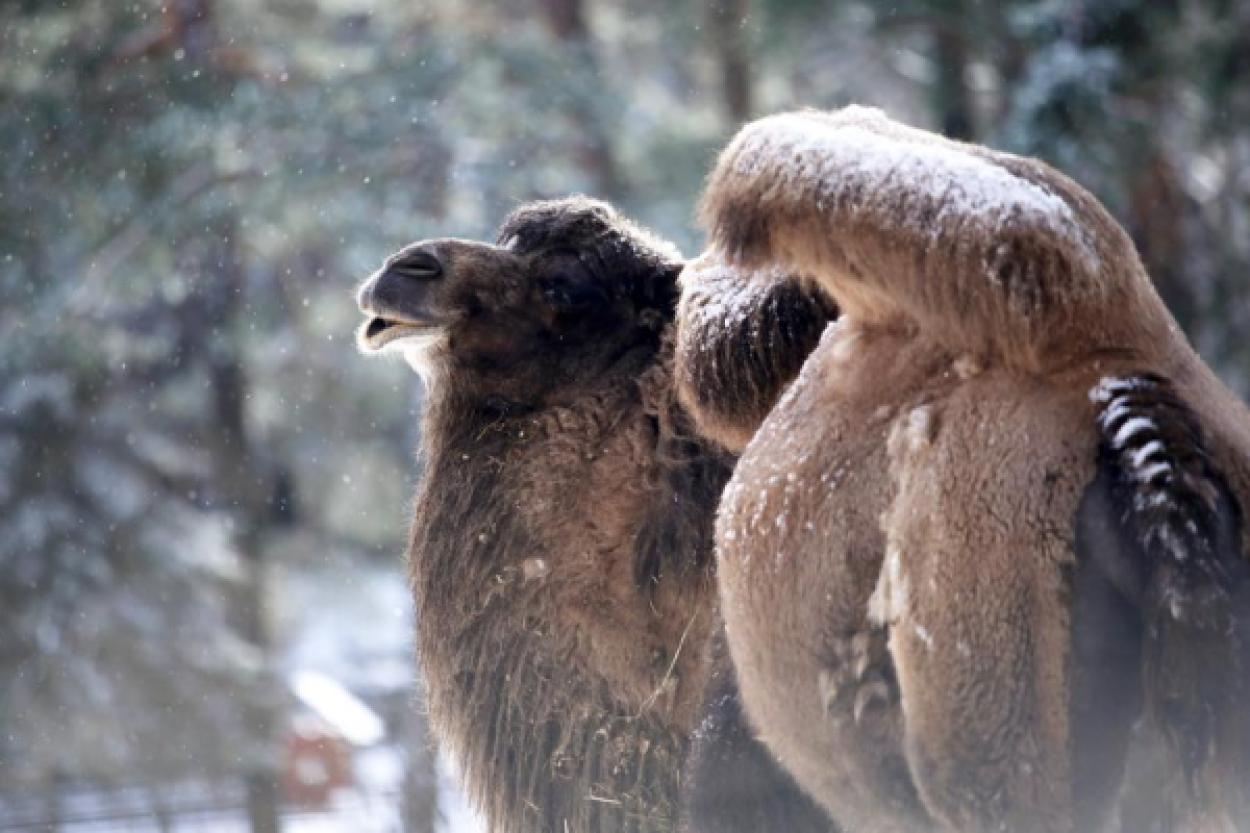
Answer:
359 318 444 351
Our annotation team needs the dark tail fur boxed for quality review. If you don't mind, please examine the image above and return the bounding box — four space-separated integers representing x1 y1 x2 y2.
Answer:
1086 373 1249 791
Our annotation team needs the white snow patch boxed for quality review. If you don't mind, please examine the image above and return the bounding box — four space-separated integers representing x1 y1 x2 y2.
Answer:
291 670 385 746
1143 490 1174 509
1090 375 1152 405
868 545 908 626
952 354 983 380
681 258 792 340
732 110 1098 270
1098 400 1133 428
1135 461 1173 483
913 623 934 650
1128 439 1167 469
904 405 936 449
889 404 938 461
1112 416 1157 449
829 325 860 365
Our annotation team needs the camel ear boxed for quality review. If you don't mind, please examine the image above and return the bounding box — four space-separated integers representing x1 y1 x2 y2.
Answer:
637 260 683 320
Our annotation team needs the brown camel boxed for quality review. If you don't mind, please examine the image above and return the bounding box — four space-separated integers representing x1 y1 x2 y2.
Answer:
356 196 834 833
675 106 1250 832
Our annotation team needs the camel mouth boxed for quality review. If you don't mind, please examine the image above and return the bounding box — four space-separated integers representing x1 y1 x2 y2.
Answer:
357 315 445 352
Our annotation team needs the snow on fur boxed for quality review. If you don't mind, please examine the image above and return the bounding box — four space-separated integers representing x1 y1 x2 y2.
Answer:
725 107 1100 274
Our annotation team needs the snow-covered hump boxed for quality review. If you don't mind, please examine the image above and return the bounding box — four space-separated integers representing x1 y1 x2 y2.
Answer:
729 108 1099 271
680 258 793 337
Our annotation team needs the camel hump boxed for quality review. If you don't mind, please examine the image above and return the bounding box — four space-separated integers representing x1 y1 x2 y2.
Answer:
699 107 1168 369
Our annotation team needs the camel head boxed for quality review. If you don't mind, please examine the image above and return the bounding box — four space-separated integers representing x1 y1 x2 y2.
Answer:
356 196 683 407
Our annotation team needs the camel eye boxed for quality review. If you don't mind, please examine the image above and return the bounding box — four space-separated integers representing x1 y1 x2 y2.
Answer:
539 258 603 313
542 279 603 311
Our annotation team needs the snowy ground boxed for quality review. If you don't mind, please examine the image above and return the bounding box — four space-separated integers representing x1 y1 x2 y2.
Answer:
0 752 483 833
435 759 485 833
0 550 492 832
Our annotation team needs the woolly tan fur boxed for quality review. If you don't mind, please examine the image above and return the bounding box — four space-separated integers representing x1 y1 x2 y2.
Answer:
677 106 1250 832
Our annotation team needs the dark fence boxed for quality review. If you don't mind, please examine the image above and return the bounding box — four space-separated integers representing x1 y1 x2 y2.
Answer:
0 781 402 832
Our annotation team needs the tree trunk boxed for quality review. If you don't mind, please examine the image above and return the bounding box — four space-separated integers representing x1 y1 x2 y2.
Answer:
537 0 623 198
202 219 284 833
930 4 975 140
149 787 174 833
1126 152 1198 332
402 387 438 833
43 772 62 833
401 702 439 833
707 0 752 125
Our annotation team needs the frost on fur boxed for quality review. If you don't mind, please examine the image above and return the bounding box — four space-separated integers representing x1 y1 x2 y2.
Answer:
674 256 836 452
719 108 1095 268
698 106 1146 368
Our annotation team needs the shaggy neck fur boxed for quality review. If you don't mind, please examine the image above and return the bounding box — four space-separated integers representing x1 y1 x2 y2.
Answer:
409 336 731 833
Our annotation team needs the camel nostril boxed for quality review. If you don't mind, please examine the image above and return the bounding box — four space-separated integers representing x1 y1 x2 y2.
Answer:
365 317 389 340
391 250 443 281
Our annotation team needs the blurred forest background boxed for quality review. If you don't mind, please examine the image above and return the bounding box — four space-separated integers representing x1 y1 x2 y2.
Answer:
1 0 1248 830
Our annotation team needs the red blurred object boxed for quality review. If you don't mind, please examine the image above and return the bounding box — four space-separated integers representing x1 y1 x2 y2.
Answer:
281 716 353 809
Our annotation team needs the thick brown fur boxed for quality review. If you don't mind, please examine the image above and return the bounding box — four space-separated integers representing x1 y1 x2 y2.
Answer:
358 198 737 833
674 265 837 453
672 264 841 833
676 107 1250 832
